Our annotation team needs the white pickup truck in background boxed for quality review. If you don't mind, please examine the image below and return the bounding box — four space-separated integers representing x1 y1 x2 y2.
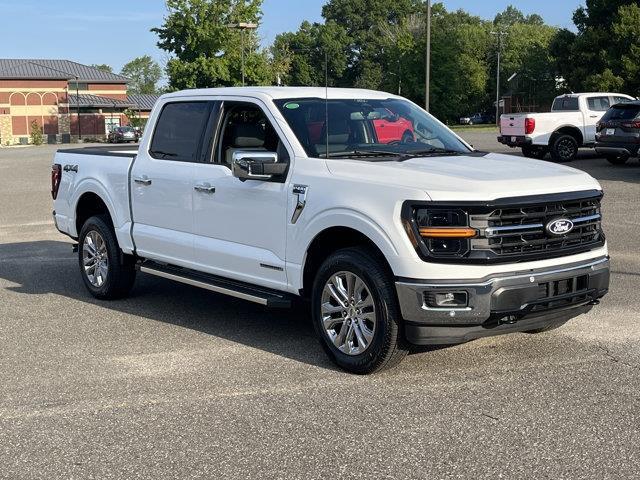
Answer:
52 87 610 374
498 92 635 162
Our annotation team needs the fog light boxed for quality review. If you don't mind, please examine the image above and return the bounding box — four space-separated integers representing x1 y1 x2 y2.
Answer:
425 291 468 308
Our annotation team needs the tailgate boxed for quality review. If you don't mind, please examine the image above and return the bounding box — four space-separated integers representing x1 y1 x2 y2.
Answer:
500 114 527 136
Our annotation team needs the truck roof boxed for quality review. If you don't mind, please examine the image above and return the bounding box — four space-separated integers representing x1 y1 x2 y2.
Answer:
162 86 401 101
556 92 632 98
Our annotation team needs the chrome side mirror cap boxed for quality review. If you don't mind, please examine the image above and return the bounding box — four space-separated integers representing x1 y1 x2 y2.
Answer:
232 151 286 181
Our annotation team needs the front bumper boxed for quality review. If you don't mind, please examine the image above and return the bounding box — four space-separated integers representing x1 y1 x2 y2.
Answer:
497 135 532 147
396 257 609 345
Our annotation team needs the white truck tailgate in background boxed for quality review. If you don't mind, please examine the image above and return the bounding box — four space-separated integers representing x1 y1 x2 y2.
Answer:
500 114 527 136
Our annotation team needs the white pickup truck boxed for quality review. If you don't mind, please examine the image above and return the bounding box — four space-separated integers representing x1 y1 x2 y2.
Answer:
52 87 610 374
498 92 635 162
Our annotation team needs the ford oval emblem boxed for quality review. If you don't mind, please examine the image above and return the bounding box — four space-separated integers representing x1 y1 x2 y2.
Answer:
546 218 574 236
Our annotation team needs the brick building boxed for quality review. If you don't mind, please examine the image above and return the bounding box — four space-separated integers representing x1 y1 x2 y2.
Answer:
0 59 159 145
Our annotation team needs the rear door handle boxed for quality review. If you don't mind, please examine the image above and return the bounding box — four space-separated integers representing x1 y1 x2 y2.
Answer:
194 183 216 194
133 176 152 186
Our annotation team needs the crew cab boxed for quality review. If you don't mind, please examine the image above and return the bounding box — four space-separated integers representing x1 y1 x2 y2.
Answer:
498 93 634 162
52 87 610 374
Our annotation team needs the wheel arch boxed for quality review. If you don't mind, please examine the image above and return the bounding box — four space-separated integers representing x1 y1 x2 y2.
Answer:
301 225 395 298
551 126 584 146
75 191 114 236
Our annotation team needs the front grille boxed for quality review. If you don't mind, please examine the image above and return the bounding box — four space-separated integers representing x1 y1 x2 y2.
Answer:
471 196 603 259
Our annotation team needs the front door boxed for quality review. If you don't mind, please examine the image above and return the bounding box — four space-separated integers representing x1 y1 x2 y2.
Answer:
191 99 290 291
131 100 213 267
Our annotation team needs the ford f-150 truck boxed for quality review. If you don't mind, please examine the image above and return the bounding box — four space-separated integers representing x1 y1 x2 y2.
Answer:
498 92 634 162
52 87 610 374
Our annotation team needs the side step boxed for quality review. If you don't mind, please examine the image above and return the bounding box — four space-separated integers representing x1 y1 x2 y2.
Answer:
139 261 292 308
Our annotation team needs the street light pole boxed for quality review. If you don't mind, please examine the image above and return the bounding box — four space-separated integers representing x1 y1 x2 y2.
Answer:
425 0 431 112
227 22 258 87
491 31 507 125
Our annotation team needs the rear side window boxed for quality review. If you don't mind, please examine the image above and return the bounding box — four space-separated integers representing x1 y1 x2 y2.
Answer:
613 96 632 105
601 104 640 122
150 102 211 161
552 97 579 111
587 97 611 111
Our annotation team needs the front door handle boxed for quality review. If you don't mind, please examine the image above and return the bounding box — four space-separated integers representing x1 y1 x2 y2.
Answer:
133 176 152 186
194 183 216 194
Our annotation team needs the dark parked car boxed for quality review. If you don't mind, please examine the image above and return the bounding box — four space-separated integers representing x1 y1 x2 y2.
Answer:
459 112 494 125
107 126 138 144
595 100 640 164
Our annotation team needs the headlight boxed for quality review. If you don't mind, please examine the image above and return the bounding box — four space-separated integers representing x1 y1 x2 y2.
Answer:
407 208 477 258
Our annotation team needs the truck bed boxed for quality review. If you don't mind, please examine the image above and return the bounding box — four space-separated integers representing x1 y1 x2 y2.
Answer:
57 145 138 158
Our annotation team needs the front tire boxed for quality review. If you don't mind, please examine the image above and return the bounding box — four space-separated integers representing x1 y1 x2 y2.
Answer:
311 247 408 374
550 134 578 162
78 215 136 300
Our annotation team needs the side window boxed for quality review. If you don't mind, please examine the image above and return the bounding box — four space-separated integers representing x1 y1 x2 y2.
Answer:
587 96 610 112
150 102 211 162
614 96 632 105
216 102 288 167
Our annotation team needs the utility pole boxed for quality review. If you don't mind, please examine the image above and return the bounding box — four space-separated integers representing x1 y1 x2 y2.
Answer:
491 31 507 125
227 22 258 86
425 0 431 111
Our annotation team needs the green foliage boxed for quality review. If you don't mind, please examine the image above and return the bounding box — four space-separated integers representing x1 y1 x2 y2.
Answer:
153 0 273 89
121 55 163 94
124 108 147 129
90 64 113 73
552 0 640 96
29 121 43 146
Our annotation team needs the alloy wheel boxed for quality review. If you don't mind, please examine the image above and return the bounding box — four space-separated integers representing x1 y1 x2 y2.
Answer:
82 230 109 287
320 271 377 355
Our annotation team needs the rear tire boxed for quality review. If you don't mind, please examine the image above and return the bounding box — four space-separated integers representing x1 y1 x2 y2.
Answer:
78 215 136 300
606 154 629 165
311 247 408 374
550 134 578 162
522 146 547 159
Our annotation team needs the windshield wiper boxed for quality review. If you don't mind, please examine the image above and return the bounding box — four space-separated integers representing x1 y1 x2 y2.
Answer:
321 150 408 159
396 148 465 161
149 150 178 159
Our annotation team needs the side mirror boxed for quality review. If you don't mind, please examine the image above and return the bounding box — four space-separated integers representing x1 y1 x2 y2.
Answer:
232 151 287 181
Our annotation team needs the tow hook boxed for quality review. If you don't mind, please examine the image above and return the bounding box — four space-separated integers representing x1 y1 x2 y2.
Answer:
72 243 79 253
588 299 600 306
499 315 519 325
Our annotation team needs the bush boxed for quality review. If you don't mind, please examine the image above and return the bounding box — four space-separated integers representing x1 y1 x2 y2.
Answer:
30 121 43 146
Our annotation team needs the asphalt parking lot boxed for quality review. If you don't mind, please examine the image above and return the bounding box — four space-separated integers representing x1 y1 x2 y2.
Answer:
1 135 639 479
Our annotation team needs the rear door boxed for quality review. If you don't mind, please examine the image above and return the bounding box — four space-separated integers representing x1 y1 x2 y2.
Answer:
584 96 611 143
131 99 213 267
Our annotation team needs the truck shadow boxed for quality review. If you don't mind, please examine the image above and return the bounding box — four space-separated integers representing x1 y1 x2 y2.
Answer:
0 240 343 371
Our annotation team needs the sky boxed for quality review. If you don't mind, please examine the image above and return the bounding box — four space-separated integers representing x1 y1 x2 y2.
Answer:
0 0 584 76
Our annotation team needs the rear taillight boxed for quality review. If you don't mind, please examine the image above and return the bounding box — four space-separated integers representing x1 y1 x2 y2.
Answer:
621 121 640 129
525 118 536 135
51 164 62 200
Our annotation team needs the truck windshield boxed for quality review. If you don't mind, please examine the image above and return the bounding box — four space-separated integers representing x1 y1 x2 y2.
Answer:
274 97 471 159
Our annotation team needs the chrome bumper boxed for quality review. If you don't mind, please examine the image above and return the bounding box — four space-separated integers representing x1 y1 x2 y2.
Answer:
396 257 610 330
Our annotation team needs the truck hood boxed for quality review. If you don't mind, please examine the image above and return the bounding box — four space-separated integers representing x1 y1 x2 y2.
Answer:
326 152 601 202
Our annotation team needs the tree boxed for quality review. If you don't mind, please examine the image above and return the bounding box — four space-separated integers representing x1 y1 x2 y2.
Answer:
30 121 43 145
152 0 273 90
121 55 162 94
550 0 639 95
90 64 113 73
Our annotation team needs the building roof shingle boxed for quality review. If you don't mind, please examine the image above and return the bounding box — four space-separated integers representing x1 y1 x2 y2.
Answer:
0 59 128 83
127 93 161 111
69 94 134 108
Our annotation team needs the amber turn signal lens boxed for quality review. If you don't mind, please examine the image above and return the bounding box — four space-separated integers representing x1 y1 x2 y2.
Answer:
419 227 478 239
